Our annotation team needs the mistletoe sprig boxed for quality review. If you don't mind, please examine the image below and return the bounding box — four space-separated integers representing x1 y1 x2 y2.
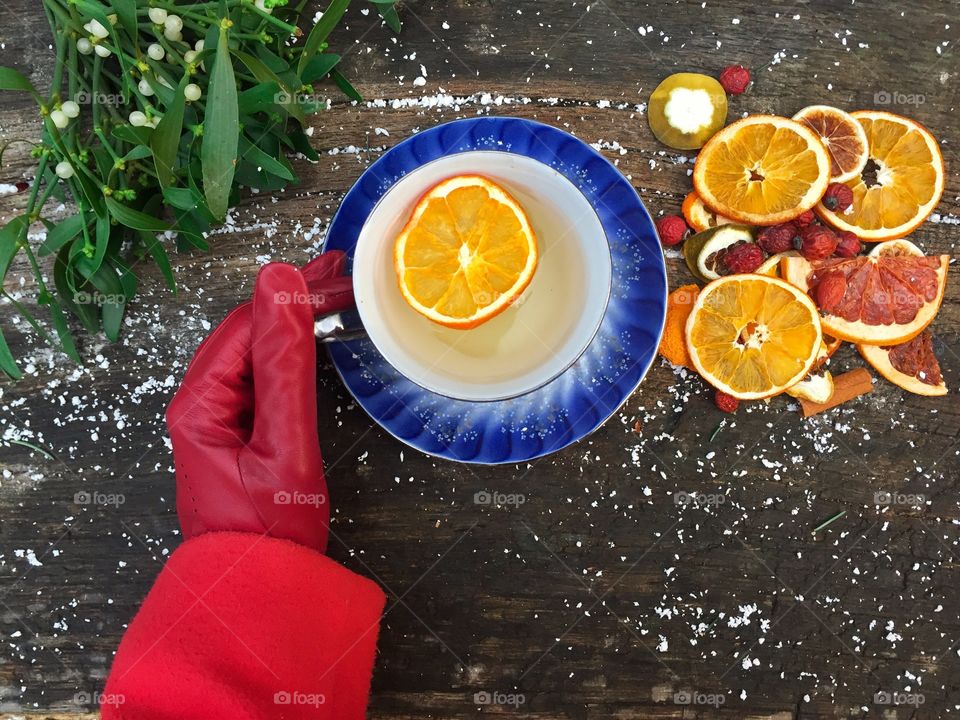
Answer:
0 0 399 379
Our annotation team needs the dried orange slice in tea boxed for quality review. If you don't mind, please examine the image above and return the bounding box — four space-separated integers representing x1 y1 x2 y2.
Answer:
793 105 869 182
685 274 822 399
693 115 832 226
394 175 538 329
815 111 945 241
858 331 947 396
681 191 736 232
780 239 948 345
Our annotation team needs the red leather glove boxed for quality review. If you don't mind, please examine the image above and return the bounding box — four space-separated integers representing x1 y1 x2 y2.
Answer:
102 253 386 720
166 252 353 553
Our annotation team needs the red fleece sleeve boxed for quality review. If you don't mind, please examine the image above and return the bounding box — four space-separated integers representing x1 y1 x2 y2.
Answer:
100 532 385 720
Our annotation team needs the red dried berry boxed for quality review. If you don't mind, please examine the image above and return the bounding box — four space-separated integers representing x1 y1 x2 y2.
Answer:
822 182 854 212
14 181 29 193
757 223 797 254
718 65 751 95
714 390 740 413
721 242 765 274
657 214 689 247
834 231 862 258
794 210 816 227
814 273 847 314
796 225 838 261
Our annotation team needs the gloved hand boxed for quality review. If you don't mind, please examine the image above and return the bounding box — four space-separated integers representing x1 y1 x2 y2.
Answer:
166 252 353 553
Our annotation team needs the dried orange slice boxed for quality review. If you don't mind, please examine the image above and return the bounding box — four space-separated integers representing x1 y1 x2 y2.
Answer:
685 275 822 399
681 191 736 232
780 241 948 345
858 331 946 396
394 175 538 329
815 111 945 241
793 105 869 182
693 115 831 226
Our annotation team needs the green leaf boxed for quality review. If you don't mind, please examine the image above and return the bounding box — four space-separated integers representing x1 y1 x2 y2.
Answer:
112 124 153 146
302 53 341 83
238 135 295 182
0 324 20 379
300 0 351 73
113 0 138 37
105 197 170 233
89 214 112 277
162 186 202 212
86 265 125 341
55 246 98 332
331 69 363 102
202 25 240 221
234 50 306 125
372 2 402 32
141 233 177 292
238 81 281 115
152 75 189 188
0 214 28 279
0 66 38 98
122 145 153 162
45 296 81 361
39 214 85 256
289 126 320 162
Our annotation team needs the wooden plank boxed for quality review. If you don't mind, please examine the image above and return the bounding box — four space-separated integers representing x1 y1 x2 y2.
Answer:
0 0 958 718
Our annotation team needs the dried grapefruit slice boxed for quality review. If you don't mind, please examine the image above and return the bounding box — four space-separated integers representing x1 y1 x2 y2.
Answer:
686 275 822 399
858 331 946 396
394 175 538 329
780 247 948 345
693 115 832 226
815 111 945 241
681 191 736 232
793 105 869 182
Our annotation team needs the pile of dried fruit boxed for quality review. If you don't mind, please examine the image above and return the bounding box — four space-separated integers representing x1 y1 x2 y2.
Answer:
652 67 948 411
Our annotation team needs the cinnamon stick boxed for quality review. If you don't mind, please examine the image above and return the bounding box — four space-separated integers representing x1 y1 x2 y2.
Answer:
799 368 874 417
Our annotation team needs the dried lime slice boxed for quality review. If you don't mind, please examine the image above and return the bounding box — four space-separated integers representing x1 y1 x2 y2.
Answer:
648 73 728 150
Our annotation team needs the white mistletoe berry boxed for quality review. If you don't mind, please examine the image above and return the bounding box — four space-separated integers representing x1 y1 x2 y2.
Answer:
50 110 69 129
55 161 75 179
88 19 109 39
148 7 168 24
60 100 80 118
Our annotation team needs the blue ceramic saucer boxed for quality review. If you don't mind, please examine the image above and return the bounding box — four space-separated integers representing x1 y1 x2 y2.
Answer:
322 116 667 464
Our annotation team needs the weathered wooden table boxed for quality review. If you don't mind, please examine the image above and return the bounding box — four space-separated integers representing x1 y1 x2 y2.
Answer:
1 1 958 717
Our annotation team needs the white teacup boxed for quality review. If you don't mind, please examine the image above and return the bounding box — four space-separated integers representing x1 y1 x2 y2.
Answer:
352 151 612 402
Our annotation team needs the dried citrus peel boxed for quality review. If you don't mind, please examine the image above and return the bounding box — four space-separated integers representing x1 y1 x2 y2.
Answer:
658 284 700 369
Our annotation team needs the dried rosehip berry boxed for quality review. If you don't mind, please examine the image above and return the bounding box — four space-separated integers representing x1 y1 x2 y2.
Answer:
657 214 689 247
757 223 797 254
794 210 816 227
815 273 847 314
834 231 862 258
714 390 739 413
822 182 854 212
721 242 765 274
718 65 750 95
796 225 838 261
